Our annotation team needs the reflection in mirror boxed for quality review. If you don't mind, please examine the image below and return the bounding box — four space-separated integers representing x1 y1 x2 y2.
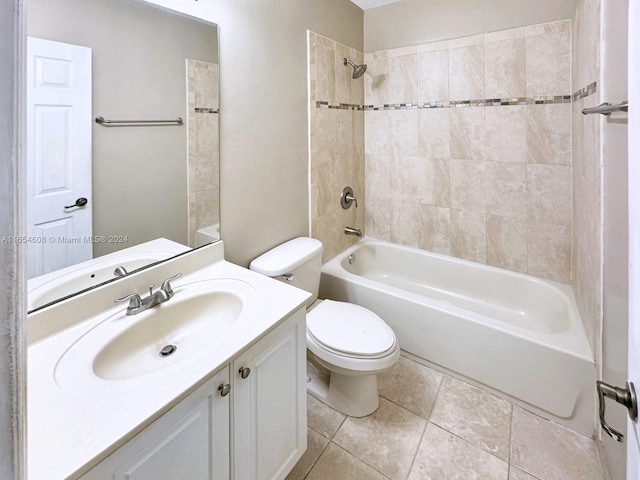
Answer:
25 0 219 310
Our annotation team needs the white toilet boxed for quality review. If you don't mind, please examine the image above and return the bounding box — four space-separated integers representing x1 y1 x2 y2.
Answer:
250 237 399 417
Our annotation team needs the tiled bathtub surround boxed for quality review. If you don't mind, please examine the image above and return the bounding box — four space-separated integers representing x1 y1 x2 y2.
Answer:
571 0 603 374
187 59 220 247
364 20 574 282
309 32 365 262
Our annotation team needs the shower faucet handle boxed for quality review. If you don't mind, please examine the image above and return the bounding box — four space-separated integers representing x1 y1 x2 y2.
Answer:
341 186 358 209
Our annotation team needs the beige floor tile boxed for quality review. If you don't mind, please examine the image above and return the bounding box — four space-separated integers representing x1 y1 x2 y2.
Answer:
285 428 329 480
333 397 426 480
510 406 603 480
510 465 540 480
408 423 509 480
305 442 388 480
307 394 346 438
430 376 512 460
378 355 444 419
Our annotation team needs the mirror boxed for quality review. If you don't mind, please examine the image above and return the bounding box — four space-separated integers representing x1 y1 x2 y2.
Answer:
25 0 219 311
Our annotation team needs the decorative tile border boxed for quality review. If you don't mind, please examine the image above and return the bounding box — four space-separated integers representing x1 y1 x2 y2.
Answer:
194 107 219 114
316 101 364 111
572 81 598 101
315 82 597 111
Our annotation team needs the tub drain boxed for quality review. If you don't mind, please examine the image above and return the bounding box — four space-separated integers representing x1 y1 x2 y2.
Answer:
159 344 177 357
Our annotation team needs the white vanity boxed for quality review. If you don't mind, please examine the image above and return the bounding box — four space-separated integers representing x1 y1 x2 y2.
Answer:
28 241 310 480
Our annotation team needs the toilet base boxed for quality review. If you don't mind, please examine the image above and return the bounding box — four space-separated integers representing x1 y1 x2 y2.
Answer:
306 359 380 417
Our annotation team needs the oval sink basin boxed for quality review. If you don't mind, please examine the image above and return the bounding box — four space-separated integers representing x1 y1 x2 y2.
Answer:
54 279 257 385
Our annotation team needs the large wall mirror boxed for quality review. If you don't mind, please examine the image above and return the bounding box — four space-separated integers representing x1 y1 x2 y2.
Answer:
25 0 220 311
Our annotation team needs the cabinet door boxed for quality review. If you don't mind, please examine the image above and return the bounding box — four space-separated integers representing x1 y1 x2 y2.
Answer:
81 367 230 480
233 309 307 480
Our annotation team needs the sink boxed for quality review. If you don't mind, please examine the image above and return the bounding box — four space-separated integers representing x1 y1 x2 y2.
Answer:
54 279 257 385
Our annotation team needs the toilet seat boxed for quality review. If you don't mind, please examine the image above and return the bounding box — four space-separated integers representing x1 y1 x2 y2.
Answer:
307 300 396 359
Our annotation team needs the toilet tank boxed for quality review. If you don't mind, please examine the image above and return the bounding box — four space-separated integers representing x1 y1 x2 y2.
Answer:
249 237 323 307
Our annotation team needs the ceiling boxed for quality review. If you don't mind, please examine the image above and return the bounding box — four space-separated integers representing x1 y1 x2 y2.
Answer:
350 0 404 10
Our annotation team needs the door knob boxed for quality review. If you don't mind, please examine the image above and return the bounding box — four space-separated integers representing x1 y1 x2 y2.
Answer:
597 380 638 442
238 367 251 379
218 383 231 397
64 197 88 209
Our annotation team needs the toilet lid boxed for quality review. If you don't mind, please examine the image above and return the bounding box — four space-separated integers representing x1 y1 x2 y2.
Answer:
307 300 396 357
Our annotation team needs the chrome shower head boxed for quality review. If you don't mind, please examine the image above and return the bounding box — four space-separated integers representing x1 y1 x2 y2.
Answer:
343 57 367 79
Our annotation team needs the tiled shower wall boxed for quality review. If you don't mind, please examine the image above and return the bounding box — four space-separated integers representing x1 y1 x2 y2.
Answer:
571 0 602 364
309 32 365 262
187 59 220 247
364 21 573 282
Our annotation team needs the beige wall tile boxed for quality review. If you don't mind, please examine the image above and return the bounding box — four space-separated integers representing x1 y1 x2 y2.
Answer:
486 215 528 272
364 110 392 154
485 105 527 163
525 30 571 96
485 26 526 43
388 54 418 104
364 57 390 105
390 201 420 247
419 205 451 255
417 50 449 101
511 406 603 480
390 156 428 204
449 44 485 100
390 109 418 156
525 19 571 37
485 38 526 98
316 45 336 102
334 51 352 105
418 108 450 159
485 162 527 219
527 103 572 165
449 107 485 160
408 423 508 480
424 157 451 207
450 209 486 263
527 222 571 282
526 164 572 226
430 377 512 461
509 466 540 480
450 159 486 213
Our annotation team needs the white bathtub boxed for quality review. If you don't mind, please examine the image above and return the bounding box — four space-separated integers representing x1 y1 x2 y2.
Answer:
320 238 595 435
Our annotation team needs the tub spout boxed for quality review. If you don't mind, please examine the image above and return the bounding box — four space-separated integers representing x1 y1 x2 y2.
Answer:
344 226 362 237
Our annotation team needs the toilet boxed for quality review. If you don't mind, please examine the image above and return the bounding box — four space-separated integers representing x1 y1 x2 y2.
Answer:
249 237 399 417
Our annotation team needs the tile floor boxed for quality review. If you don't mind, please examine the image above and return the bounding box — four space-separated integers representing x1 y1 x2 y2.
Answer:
286 355 605 480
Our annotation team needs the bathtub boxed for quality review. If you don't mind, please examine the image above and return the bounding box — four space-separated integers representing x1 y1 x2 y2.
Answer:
320 238 595 435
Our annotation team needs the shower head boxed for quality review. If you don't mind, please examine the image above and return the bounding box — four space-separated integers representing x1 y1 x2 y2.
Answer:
343 57 367 79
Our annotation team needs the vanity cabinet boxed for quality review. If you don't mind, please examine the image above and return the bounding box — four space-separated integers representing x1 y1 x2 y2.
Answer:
79 308 306 480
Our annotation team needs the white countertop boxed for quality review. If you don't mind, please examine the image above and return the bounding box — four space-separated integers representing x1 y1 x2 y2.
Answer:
27 241 310 480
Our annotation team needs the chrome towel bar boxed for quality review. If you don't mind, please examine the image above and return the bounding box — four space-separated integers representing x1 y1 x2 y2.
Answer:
95 116 183 126
582 101 628 116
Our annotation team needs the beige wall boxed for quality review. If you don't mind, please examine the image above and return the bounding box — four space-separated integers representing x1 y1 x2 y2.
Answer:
145 0 363 266
364 21 573 283
364 0 576 52
309 32 365 262
27 0 218 256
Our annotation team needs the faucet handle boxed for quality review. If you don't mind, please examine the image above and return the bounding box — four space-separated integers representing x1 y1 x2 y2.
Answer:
115 292 143 309
160 273 182 297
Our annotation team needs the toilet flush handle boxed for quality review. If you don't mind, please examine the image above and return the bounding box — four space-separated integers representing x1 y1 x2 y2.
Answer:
281 273 295 282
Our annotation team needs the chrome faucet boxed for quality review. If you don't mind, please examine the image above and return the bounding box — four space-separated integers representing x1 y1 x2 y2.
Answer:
344 226 362 237
113 266 128 278
115 273 182 315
